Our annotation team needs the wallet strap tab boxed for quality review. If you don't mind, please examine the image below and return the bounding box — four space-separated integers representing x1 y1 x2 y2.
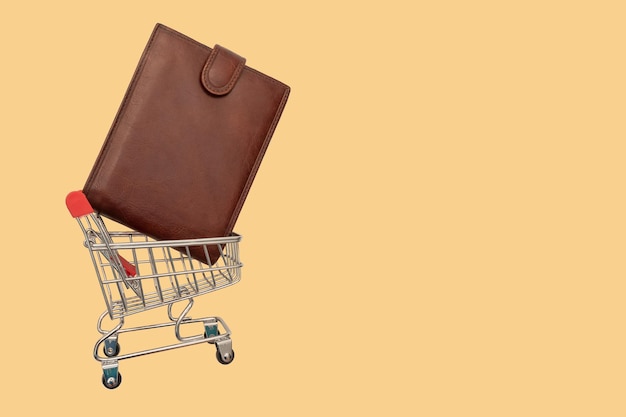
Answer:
201 44 246 96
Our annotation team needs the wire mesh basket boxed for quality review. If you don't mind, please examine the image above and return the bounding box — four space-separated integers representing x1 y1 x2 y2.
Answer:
81 216 242 319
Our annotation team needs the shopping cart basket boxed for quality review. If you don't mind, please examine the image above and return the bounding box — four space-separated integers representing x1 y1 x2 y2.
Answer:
66 191 242 389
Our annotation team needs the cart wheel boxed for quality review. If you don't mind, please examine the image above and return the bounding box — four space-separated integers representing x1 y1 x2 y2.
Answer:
102 372 122 389
104 342 121 357
216 349 235 365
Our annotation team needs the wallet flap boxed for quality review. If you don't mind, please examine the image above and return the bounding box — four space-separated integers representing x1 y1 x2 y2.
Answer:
201 44 246 96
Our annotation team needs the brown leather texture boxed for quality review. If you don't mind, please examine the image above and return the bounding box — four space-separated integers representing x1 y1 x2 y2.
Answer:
83 23 290 264
202 45 246 95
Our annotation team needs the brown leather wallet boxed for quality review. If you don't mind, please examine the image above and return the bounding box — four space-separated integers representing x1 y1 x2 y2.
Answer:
83 23 290 263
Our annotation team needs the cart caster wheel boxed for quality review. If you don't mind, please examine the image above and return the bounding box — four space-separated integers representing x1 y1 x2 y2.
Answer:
216 349 235 365
102 372 122 389
104 342 121 357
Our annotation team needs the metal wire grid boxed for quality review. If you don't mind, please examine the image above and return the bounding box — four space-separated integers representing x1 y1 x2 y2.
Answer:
77 214 242 319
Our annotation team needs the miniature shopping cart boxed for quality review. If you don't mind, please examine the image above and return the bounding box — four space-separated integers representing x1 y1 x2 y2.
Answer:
66 191 242 389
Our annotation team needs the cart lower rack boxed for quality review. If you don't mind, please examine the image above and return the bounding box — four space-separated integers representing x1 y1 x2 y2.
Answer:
66 191 242 389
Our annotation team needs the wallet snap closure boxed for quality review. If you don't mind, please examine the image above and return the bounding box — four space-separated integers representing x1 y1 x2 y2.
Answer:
202 45 246 96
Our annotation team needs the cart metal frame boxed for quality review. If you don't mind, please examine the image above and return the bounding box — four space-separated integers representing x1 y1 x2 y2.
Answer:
66 191 242 389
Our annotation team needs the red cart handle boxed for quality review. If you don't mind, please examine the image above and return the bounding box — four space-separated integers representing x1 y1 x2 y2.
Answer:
66 191 94 218
66 190 137 277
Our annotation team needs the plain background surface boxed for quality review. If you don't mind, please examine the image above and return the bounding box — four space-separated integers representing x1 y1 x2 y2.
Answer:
1 1 625 415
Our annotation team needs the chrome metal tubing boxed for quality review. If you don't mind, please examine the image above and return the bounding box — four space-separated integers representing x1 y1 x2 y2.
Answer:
94 304 231 363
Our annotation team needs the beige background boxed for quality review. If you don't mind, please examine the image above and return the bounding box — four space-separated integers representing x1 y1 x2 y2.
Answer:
1 0 625 415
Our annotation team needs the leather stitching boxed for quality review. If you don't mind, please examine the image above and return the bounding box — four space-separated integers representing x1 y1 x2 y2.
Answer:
201 46 245 95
